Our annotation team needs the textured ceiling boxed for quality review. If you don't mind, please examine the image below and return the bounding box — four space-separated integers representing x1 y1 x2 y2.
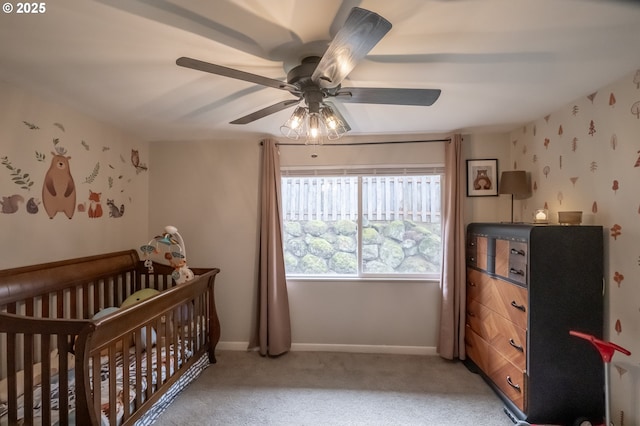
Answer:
1 0 639 142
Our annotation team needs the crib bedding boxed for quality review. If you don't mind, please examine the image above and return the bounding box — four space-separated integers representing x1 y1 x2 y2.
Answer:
0 341 195 426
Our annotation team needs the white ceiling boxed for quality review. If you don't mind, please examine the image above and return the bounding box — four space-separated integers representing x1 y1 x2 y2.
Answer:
1 0 640 142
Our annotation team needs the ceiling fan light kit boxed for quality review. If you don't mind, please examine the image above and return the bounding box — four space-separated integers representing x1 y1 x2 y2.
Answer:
176 7 440 142
280 102 350 143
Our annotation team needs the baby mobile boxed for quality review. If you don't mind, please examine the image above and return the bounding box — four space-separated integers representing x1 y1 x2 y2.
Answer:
140 225 194 284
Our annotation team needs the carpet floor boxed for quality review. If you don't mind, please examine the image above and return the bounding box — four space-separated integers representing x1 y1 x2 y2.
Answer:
152 350 513 426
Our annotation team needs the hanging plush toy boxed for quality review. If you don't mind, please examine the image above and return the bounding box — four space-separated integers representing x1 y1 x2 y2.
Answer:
140 225 194 284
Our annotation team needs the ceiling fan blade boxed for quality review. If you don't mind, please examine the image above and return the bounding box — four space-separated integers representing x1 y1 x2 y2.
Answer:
176 57 299 93
312 7 391 89
230 99 300 124
335 87 441 106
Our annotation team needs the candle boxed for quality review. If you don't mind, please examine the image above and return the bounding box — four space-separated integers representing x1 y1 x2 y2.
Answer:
535 210 547 221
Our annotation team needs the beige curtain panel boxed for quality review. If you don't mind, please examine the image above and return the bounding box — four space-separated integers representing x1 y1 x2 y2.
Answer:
437 134 466 360
249 138 292 356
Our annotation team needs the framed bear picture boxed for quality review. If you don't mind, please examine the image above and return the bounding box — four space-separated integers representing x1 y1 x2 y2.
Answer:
466 159 499 197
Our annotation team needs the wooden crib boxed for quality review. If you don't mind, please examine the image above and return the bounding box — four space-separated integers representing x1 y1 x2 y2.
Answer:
0 250 220 425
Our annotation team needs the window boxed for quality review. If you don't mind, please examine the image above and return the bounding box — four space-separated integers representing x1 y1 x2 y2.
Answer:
281 167 443 279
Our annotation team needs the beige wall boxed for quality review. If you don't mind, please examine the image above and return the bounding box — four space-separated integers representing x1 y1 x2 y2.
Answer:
505 69 640 423
0 81 149 269
462 133 511 224
149 135 453 353
149 139 261 347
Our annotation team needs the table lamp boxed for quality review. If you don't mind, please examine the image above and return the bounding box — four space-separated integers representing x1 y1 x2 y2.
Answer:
499 171 530 223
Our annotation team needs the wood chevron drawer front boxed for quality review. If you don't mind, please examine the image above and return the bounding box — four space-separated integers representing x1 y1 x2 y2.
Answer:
465 223 605 425
466 268 527 329
466 298 526 368
465 326 526 411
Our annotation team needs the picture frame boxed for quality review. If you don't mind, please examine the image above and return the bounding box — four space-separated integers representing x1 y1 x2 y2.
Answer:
466 159 499 197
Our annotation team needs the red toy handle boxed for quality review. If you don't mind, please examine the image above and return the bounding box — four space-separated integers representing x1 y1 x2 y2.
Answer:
570 330 631 363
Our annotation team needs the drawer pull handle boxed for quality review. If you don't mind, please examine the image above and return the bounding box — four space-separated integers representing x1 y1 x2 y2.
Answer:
510 300 526 312
469 257 476 263
506 376 521 392
467 310 476 317
509 338 524 352
510 248 526 256
510 268 525 276
468 281 477 287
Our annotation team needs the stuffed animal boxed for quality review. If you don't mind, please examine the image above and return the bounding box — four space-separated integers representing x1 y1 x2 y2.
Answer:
171 260 194 284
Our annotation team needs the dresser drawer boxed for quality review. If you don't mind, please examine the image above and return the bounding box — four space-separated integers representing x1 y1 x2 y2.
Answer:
465 326 526 412
466 299 526 368
467 268 528 329
465 325 490 373
467 235 488 270
486 346 527 412
495 239 527 285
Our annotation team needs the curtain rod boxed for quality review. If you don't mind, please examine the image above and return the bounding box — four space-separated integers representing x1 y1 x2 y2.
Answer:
262 138 450 146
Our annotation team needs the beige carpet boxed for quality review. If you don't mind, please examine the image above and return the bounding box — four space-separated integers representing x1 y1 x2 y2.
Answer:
152 350 513 426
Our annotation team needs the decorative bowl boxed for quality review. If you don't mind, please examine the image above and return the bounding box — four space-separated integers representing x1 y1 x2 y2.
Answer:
558 211 582 225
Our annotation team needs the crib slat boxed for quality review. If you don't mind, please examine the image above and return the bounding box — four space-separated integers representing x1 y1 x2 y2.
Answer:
23 331 34 425
70 285 78 318
134 328 144 409
122 335 131 422
108 344 117 425
56 289 64 319
172 308 179 380
58 334 69 425
83 282 90 316
41 335 52 426
93 281 100 316
6 332 17 425
148 317 159 398
92 352 102 422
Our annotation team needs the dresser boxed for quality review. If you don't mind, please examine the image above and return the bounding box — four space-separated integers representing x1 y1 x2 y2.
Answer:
465 223 604 424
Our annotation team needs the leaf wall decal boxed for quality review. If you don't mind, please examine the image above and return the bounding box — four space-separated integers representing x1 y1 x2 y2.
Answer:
610 224 622 240
613 271 624 287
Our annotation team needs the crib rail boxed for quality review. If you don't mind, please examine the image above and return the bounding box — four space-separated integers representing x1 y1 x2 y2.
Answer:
0 250 220 426
0 313 88 425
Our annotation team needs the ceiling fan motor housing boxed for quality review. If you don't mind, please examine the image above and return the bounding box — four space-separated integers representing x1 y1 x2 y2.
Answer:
287 56 327 112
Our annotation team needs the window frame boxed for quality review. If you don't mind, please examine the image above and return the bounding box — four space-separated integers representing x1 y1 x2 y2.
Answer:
280 165 444 281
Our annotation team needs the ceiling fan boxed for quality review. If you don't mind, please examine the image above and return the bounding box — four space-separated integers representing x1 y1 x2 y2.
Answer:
176 7 441 140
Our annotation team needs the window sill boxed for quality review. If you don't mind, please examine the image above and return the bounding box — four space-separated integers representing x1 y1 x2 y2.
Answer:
286 276 440 284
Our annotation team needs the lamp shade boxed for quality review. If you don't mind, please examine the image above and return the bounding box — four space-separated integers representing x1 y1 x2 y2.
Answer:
499 171 529 196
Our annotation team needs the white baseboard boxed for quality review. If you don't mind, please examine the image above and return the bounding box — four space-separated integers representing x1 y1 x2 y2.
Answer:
216 341 437 356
